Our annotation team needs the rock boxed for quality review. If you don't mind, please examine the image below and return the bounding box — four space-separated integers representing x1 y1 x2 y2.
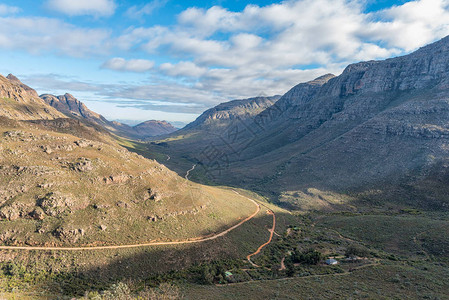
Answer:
146 188 162 201
99 225 107 231
103 174 130 184
41 145 53 154
71 157 93 172
38 192 75 216
30 207 45 220
53 226 82 243
74 139 91 147
0 205 21 221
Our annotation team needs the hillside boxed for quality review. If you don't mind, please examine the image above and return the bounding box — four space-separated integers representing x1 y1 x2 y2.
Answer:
0 78 257 247
149 35 449 210
132 120 177 138
0 74 64 120
184 95 280 130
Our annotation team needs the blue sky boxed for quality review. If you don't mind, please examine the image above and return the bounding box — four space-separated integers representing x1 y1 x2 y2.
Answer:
0 0 449 126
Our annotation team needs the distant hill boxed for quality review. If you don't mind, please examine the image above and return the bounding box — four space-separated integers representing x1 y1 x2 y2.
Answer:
152 35 449 210
184 95 280 130
133 120 177 138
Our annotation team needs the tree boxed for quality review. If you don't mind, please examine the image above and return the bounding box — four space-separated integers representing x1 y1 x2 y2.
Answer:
345 244 370 258
292 249 322 265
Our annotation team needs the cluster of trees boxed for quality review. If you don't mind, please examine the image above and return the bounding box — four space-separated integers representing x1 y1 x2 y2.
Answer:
193 259 242 284
292 248 322 265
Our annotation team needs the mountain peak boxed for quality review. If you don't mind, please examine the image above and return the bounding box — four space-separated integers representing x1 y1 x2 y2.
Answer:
64 93 76 100
6 73 20 82
5 73 39 98
309 73 336 85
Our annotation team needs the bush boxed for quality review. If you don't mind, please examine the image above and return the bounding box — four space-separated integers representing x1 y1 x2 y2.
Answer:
101 282 131 300
345 244 370 258
138 283 181 300
292 249 322 265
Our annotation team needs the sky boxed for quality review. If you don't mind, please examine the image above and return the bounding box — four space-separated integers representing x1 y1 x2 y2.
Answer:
1 0 449 126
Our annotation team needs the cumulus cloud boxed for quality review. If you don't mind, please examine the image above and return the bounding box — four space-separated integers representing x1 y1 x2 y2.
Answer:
0 4 21 15
9 0 449 122
364 0 449 51
101 57 155 72
46 0 116 17
114 0 449 103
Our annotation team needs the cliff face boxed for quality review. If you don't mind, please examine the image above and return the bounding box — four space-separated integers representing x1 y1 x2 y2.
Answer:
156 35 449 207
226 36 449 194
41 93 104 122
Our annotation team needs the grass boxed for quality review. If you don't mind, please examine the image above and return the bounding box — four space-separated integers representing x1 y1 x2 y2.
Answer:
181 262 449 299
316 212 449 259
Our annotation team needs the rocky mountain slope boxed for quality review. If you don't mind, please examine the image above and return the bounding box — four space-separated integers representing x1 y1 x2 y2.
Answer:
40 93 108 126
0 74 175 139
132 120 177 138
0 80 256 247
184 95 280 130
40 91 177 139
152 35 449 210
0 74 64 120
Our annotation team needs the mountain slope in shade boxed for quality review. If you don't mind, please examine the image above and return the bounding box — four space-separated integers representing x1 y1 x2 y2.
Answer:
152 35 449 210
0 74 65 120
149 95 281 174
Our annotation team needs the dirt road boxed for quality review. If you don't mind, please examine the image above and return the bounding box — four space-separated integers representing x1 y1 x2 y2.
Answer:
247 209 276 267
185 164 196 180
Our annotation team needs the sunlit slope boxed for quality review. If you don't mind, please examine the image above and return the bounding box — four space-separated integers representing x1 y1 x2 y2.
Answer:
0 75 64 120
0 118 256 247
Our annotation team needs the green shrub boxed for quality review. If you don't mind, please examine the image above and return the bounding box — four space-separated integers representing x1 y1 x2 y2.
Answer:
292 249 322 265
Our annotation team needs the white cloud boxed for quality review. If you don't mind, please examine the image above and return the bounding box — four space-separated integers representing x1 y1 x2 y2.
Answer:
365 0 449 51
0 16 111 56
101 57 155 72
159 61 207 77
46 0 116 17
7 0 449 123
0 4 21 15
115 0 449 104
126 0 168 19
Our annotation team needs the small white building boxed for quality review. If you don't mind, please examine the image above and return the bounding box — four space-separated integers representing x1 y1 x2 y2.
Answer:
325 258 338 265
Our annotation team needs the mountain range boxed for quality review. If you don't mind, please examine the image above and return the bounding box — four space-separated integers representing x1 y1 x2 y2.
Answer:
152 35 449 211
2 74 176 139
